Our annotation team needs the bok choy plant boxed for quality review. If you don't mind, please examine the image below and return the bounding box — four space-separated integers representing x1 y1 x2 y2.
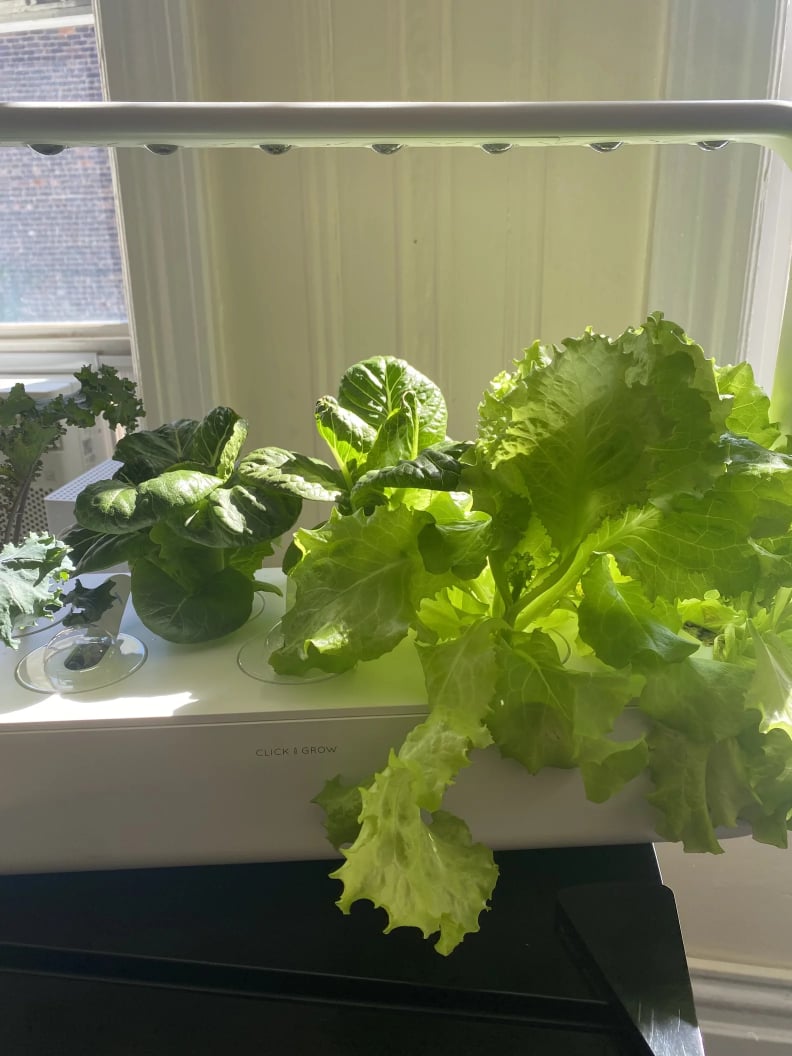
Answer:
64 407 303 643
241 355 471 522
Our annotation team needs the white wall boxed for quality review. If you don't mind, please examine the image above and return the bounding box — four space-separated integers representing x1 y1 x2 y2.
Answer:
658 834 792 964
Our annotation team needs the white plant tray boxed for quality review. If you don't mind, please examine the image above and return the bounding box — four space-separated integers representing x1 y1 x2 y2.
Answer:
0 571 668 875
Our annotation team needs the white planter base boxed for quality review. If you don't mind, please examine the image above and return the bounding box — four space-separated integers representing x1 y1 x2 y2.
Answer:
0 571 735 875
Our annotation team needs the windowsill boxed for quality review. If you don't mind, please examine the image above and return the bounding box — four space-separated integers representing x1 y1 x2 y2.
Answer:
0 324 131 374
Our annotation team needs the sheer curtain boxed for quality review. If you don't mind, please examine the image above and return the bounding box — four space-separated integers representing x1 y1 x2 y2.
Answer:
96 0 790 438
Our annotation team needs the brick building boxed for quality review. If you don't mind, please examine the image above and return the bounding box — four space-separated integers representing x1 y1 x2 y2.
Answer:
0 20 127 322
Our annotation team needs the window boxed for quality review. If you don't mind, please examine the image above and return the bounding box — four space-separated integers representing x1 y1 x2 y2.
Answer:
0 10 126 324
0 1 132 539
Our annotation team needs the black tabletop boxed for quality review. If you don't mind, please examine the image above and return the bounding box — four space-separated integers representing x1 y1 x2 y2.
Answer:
0 845 704 1055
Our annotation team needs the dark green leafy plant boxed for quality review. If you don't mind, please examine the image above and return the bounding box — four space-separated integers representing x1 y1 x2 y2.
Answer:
0 533 72 648
269 315 792 955
0 367 143 644
65 407 303 643
0 366 143 546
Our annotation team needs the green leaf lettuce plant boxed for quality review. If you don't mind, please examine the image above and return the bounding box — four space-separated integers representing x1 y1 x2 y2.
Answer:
269 315 792 955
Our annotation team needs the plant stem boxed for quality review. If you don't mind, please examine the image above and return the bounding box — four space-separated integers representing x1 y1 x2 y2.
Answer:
505 506 660 631
8 462 41 544
487 552 511 618
507 544 592 630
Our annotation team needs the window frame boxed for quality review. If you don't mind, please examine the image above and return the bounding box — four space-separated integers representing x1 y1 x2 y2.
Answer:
0 1 92 34
0 323 132 379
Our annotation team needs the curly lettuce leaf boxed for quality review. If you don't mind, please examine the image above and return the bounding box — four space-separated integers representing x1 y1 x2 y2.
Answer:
271 504 445 675
312 775 368 852
645 728 725 853
578 555 698 668
473 313 728 556
716 362 785 450
604 497 761 604
736 726 792 846
507 505 679 631
644 722 792 853
748 538 792 599
330 619 499 954
417 510 492 580
338 804 496 956
416 581 494 642
638 655 755 744
487 629 645 801
747 624 792 737
578 735 651 805
301 322 792 955
634 655 791 851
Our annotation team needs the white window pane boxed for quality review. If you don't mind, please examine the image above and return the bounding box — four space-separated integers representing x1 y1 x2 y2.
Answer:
0 20 127 324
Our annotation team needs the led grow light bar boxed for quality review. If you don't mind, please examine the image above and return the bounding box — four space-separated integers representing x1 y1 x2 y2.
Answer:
1 98 790 421
0 99 789 161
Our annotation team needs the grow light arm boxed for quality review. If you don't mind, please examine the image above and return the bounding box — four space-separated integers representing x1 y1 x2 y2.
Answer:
0 99 790 165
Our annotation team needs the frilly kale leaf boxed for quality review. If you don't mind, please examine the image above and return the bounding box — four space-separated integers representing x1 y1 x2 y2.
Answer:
0 534 72 647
